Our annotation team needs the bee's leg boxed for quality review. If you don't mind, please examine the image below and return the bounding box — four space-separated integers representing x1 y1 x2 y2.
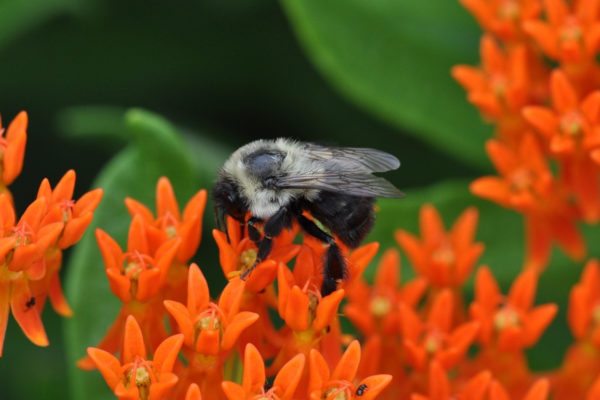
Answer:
241 207 291 279
247 217 263 245
296 214 346 297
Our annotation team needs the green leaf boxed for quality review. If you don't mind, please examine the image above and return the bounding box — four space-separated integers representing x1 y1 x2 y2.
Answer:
366 180 593 370
63 109 223 400
280 0 491 168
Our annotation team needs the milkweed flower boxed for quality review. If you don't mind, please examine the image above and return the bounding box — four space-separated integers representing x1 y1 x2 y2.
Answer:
523 70 600 223
470 266 557 351
164 264 258 357
452 35 530 121
77 220 180 369
96 219 180 303
164 264 258 399
523 0 600 66
471 134 584 269
344 248 427 338
87 315 183 400
269 262 346 374
395 204 484 290
221 343 305 400
124 177 206 303
308 340 392 400
212 216 299 292
400 289 480 372
0 194 64 355
125 177 207 266
32 169 103 317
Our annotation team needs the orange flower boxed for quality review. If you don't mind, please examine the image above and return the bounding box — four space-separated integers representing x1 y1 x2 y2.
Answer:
523 70 600 157
400 289 480 371
96 218 180 303
163 263 258 357
459 0 542 42
471 135 555 212
164 264 258 399
37 169 104 249
31 169 103 316
308 340 392 400
221 343 305 400
0 195 64 273
395 204 484 289
87 315 183 400
471 134 584 269
213 216 299 292
0 111 27 188
523 70 600 222
277 262 344 335
452 35 530 120
0 194 66 355
410 361 491 400
523 0 600 64
344 248 427 338
125 177 206 265
470 266 557 351
261 263 346 378
77 220 180 369
568 259 600 344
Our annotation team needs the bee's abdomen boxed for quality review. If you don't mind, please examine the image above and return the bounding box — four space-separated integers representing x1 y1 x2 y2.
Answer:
304 192 375 248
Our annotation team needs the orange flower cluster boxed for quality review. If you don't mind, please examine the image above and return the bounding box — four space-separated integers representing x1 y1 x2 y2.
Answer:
84 177 395 399
0 111 102 357
71 165 583 399
454 0 600 271
80 162 581 400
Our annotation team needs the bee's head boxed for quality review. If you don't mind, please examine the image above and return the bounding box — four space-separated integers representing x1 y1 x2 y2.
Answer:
243 149 285 189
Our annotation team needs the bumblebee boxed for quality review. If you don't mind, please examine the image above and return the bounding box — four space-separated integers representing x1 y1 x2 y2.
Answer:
213 138 403 295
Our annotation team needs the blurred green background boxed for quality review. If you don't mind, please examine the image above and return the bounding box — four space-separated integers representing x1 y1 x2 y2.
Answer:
0 1 591 399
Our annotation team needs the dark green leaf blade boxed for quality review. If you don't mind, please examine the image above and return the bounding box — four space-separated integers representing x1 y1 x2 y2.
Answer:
280 0 491 168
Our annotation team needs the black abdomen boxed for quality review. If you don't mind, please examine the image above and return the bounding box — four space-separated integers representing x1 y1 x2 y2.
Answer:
304 192 375 248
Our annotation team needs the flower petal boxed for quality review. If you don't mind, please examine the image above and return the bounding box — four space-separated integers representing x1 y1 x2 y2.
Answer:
153 333 184 373
332 340 360 382
273 353 306 400
10 276 48 347
187 263 209 314
221 311 259 350
313 289 344 332
122 315 146 363
354 374 393 400
242 343 266 394
156 177 181 221
86 347 121 389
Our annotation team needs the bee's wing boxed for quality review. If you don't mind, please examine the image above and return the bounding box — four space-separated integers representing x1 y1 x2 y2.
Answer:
303 144 400 172
276 172 405 198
